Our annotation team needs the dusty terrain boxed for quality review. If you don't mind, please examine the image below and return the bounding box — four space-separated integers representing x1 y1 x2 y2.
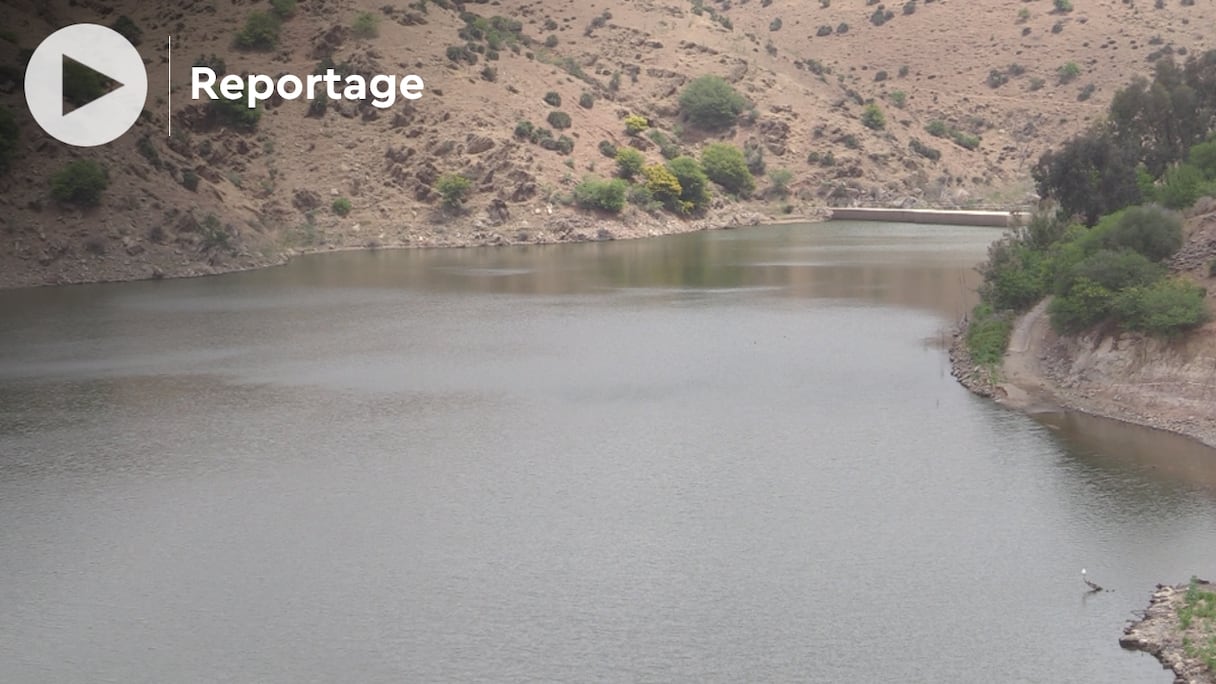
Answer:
2 0 1215 288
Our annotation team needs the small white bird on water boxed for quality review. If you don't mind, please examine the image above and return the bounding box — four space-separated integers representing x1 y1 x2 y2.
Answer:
1082 568 1104 592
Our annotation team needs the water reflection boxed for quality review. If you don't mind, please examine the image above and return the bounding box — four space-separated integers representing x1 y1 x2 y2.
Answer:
213 221 990 319
1038 410 1216 496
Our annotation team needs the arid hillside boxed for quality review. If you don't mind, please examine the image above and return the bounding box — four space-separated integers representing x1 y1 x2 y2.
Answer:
1 0 1214 287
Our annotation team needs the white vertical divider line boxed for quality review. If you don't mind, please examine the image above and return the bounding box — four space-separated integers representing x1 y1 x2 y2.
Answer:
167 35 172 137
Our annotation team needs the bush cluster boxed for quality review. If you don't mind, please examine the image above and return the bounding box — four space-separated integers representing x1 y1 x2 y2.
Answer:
50 159 109 206
235 12 281 50
977 205 1205 341
573 176 628 212
513 120 573 155
925 120 980 150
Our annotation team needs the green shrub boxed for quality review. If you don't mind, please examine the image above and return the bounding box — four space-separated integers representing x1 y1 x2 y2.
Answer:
1054 0 1073 11
648 130 681 160
614 147 645 178
578 93 594 109
332 197 352 216
543 91 562 107
1113 278 1209 336
1209 259 1216 278
678 75 748 130
979 242 1051 311
111 15 143 45
1159 163 1206 209
641 163 683 212
966 305 1013 366
768 168 793 196
667 156 712 213
235 11 281 50
1097 205 1183 262
1060 249 1165 295
181 169 200 192
744 145 767 179
624 114 648 134
1058 62 1081 84
573 176 628 212
861 103 886 130
555 135 574 155
50 159 109 206
271 0 297 18
701 142 755 196
889 90 907 108
209 89 261 130
910 138 940 160
952 131 981 150
926 120 949 137
1187 141 1216 179
1049 277 1116 333
598 140 618 158
547 110 572 130
200 214 230 251
514 120 534 140
436 173 472 208
0 107 18 174
352 12 380 38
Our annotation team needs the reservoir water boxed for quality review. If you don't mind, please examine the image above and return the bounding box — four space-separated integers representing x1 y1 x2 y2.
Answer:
2 221 1215 682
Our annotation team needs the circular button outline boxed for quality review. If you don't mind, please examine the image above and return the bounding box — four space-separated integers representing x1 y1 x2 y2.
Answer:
24 23 149 147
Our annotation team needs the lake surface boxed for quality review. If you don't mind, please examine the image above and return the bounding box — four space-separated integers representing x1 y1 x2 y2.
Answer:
2 221 1215 683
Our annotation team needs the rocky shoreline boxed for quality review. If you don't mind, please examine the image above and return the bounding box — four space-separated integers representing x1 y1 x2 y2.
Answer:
947 310 1216 449
1120 580 1216 684
0 207 818 290
946 318 997 399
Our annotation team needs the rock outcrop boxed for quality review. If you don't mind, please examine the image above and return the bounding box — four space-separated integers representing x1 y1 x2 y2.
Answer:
1120 580 1216 684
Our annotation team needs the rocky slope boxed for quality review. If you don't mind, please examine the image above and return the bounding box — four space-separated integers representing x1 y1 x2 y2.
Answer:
2 0 1215 288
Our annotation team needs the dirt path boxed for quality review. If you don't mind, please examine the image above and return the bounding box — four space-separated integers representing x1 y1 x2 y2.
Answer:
994 298 1058 410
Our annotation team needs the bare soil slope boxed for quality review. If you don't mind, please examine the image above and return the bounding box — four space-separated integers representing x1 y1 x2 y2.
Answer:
1 0 1214 287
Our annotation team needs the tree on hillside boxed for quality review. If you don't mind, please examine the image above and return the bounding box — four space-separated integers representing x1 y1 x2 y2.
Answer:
678 76 748 131
1033 131 1141 225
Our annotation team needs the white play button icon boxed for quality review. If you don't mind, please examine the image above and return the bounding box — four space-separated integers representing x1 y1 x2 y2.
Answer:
24 23 148 147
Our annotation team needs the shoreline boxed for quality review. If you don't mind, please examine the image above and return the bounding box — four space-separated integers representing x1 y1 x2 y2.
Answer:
0 205 1026 291
0 207 815 291
948 306 1216 450
1120 580 1216 684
